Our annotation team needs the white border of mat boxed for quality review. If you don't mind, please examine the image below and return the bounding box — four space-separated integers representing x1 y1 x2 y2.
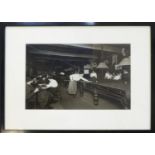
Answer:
5 26 151 130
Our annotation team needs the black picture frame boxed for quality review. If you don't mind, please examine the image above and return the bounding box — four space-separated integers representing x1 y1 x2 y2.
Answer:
0 22 153 133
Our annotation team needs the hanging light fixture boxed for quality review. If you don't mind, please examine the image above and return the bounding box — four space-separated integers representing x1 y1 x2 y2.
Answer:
116 56 130 67
97 61 109 69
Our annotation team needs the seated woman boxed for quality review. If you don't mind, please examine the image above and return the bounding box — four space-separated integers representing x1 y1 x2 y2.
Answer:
113 72 122 80
34 76 59 109
26 79 37 108
104 71 113 80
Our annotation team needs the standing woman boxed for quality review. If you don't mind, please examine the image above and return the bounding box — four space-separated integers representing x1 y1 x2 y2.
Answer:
68 69 89 96
90 70 98 105
90 70 97 82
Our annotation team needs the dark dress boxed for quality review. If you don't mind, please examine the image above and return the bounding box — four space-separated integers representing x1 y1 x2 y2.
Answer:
26 84 36 108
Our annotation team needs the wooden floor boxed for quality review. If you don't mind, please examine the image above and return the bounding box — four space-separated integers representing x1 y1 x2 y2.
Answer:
50 87 124 109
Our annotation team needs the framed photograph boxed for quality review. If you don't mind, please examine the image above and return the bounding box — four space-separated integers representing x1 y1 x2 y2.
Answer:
0 22 152 132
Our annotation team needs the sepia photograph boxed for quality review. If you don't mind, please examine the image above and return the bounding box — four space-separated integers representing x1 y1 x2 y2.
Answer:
4 25 151 130
26 44 130 110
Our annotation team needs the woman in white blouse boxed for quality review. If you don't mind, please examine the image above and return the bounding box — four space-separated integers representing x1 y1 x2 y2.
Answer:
68 70 89 95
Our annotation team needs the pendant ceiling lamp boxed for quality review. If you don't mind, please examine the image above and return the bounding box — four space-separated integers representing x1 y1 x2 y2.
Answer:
97 62 109 69
116 56 130 67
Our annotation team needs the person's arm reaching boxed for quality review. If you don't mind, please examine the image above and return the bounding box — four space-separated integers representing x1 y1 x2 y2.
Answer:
80 77 90 82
